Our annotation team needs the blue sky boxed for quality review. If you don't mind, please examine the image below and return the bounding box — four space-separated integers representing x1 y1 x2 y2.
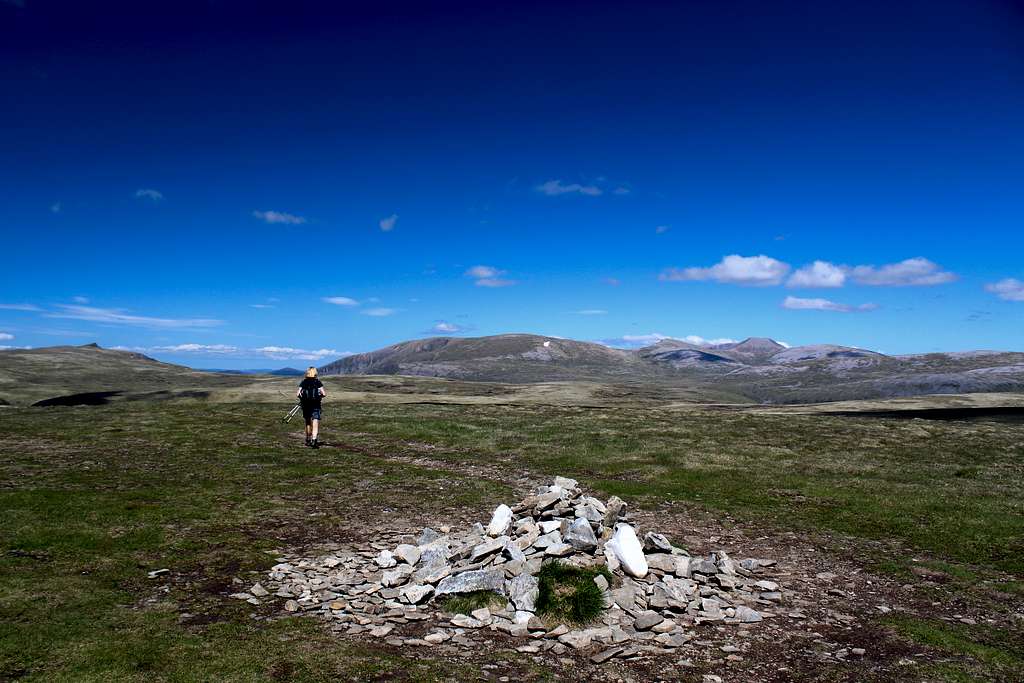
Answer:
1 0 1022 368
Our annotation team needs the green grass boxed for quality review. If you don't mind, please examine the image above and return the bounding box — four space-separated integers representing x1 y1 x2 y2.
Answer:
0 402 516 681
1 397 1022 680
534 562 612 626
440 590 507 615
885 614 1024 681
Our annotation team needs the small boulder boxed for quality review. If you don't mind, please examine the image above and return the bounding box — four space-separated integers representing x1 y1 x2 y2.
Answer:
435 569 506 596
394 544 421 566
509 574 540 612
643 532 674 553
633 610 664 630
564 518 598 552
375 550 397 568
607 524 648 578
487 504 513 537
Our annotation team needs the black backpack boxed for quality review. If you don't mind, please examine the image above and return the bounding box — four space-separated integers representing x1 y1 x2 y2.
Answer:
299 380 320 403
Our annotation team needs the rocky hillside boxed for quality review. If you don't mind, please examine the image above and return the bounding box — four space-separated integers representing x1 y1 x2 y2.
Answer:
319 334 658 383
0 344 252 406
319 334 1024 403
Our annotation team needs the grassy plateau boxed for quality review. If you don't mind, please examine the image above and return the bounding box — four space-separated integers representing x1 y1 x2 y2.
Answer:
1 383 1022 681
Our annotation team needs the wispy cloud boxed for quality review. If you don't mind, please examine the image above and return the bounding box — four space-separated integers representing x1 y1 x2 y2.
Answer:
985 278 1024 302
252 210 306 225
254 346 347 361
50 202 61 213
428 321 470 334
850 258 956 286
599 333 738 348
612 186 631 195
362 307 398 317
72 296 89 304
379 214 398 232
787 260 846 288
782 296 877 313
0 333 13 341
602 277 621 286
655 225 670 235
249 304 275 309
661 254 791 286
47 305 222 329
466 265 517 287
535 179 603 197
322 296 360 307
115 343 349 362
0 303 41 311
574 309 607 315
135 188 164 201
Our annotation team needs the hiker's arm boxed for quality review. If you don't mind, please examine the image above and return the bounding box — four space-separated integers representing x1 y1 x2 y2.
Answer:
319 386 326 397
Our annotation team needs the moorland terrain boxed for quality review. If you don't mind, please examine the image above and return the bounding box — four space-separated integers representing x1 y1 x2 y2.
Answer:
1 343 1022 682
321 334 1024 404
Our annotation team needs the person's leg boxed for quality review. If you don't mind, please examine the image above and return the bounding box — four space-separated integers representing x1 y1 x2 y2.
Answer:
304 417 312 445
311 418 319 442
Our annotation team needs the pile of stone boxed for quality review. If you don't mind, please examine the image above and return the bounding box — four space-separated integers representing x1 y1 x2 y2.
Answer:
250 477 783 661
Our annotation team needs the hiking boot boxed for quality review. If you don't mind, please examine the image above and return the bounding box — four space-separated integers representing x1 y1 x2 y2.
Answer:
311 438 319 449
304 436 311 447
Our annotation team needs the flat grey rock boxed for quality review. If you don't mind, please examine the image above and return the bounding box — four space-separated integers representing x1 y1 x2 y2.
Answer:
564 517 598 552
509 573 539 612
435 568 506 596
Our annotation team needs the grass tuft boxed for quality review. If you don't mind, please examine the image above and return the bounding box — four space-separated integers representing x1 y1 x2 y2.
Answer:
534 561 611 626
440 590 505 615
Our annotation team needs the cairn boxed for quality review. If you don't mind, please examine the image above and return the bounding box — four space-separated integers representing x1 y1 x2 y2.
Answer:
250 477 782 661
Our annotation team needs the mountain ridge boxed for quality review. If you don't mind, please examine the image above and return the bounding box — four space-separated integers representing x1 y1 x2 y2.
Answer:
318 334 1024 403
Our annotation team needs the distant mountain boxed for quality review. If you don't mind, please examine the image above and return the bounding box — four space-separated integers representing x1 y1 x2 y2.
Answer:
319 334 653 383
202 367 305 376
0 344 251 406
319 334 1024 403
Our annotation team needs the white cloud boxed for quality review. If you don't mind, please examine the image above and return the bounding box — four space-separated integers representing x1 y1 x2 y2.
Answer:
612 187 631 195
362 307 397 317
575 309 607 315
47 305 222 329
249 304 275 309
0 303 41 311
72 296 89 304
163 343 239 354
985 278 1024 301
114 343 348 362
850 258 956 286
0 333 12 341
252 210 306 225
135 188 164 201
50 202 61 213
599 333 738 348
655 225 670 235
466 265 517 287
322 296 359 307
254 346 347 361
782 296 877 313
379 214 398 232
535 179 603 197
681 335 740 346
428 321 469 334
787 260 847 288
603 277 621 286
466 265 501 279
660 254 791 286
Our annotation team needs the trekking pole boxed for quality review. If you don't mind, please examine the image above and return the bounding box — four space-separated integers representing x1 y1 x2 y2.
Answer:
282 403 301 423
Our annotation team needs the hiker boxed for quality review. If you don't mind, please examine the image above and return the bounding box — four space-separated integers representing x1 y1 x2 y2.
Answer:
296 367 326 448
